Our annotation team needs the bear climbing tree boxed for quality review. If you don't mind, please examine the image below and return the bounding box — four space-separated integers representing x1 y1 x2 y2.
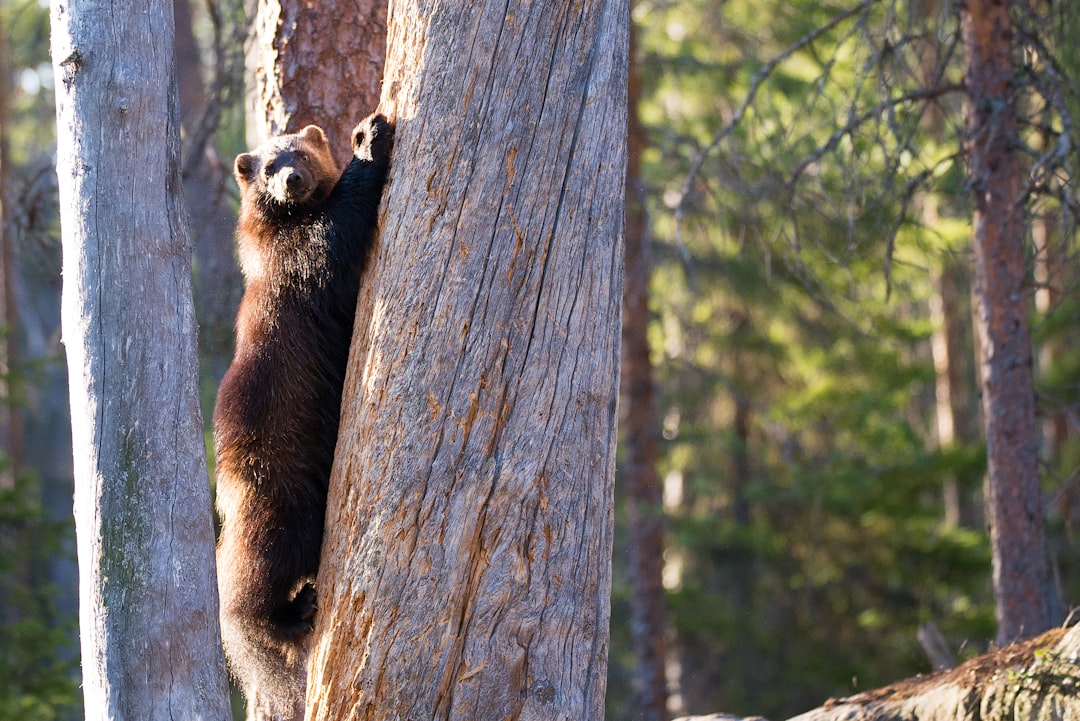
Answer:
214 117 392 720
305 1 628 719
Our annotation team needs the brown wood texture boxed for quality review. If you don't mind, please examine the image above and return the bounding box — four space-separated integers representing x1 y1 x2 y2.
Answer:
622 20 670 721
962 0 1052 644
50 0 231 718
306 1 628 719
247 0 387 167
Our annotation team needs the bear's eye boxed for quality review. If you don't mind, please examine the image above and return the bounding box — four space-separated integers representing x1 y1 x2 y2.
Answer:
293 151 307 161
264 162 276 177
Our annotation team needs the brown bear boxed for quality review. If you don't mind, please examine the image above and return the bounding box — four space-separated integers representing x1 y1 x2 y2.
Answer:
213 113 392 718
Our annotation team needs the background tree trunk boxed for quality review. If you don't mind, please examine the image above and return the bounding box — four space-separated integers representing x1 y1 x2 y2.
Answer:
962 0 1054 645
173 0 244 386
0 17 22 486
246 0 386 165
929 257 979 528
621 18 670 721
50 1 231 718
305 0 628 718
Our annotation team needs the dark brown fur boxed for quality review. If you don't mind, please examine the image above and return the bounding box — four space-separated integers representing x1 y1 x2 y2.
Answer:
214 114 392 717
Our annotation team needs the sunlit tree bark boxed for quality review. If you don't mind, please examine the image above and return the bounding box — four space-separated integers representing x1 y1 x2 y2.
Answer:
50 0 230 717
306 1 627 718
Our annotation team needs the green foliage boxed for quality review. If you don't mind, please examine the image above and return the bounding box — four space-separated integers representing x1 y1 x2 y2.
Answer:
0 473 80 721
3 0 55 164
613 0 1080 718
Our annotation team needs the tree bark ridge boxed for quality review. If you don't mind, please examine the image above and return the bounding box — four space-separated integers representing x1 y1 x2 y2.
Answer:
51 0 230 717
962 0 1053 644
306 1 627 719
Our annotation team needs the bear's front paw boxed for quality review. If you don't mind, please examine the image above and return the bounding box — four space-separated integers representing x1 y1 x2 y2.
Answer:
293 583 318 627
352 113 394 163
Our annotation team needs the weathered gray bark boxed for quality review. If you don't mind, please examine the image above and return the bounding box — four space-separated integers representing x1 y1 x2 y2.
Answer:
306 1 628 719
50 1 231 718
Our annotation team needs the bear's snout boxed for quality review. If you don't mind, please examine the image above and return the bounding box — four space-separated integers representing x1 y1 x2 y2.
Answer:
268 166 312 204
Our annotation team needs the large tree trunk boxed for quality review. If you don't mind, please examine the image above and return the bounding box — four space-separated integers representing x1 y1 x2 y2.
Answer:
50 1 231 718
305 1 628 718
962 0 1053 644
246 0 386 165
621 18 670 721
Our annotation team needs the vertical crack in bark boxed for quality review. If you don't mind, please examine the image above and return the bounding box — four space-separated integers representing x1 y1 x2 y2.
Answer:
433 464 500 719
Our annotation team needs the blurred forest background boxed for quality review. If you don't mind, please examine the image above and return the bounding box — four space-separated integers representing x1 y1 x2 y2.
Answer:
1 0 1079 720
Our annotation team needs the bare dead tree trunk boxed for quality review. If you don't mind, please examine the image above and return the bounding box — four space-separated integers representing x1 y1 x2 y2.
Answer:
929 258 979 528
50 0 231 717
246 0 386 166
620 17 670 721
305 0 628 718
962 0 1053 644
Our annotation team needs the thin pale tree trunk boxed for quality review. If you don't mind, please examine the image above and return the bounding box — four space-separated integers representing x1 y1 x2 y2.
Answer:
50 0 231 717
929 258 979 528
962 0 1053 644
306 1 628 718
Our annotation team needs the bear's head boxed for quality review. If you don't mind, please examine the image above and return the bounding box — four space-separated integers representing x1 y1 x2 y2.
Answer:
234 125 338 208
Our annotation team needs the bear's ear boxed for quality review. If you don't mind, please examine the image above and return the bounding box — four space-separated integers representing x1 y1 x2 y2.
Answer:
298 125 329 148
234 152 258 183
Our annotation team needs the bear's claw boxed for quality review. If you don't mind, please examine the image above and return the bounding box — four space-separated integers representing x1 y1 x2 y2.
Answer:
352 113 393 163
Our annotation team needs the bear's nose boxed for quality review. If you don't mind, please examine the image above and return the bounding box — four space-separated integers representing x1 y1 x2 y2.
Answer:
285 171 303 190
